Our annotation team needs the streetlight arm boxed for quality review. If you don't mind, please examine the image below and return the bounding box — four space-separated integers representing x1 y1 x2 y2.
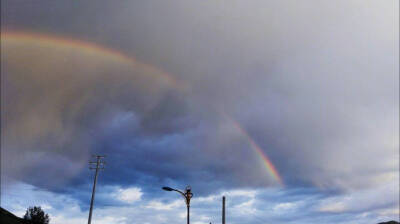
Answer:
172 189 186 197
169 188 191 206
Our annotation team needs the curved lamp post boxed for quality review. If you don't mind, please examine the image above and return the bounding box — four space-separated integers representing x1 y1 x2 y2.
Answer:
162 186 193 224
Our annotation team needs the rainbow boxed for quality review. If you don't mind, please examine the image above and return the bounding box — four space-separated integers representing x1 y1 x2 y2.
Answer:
1 30 184 90
223 114 284 185
2 30 283 185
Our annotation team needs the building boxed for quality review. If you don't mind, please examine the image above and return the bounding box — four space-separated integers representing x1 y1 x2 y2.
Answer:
0 207 27 224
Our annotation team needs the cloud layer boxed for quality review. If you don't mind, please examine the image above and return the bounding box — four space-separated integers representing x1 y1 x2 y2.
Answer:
1 0 399 223
3 182 399 224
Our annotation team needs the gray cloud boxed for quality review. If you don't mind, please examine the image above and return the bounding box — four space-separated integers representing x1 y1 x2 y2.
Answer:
1 1 398 221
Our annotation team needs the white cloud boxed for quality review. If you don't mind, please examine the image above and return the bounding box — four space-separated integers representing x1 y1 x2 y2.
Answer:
95 216 127 224
233 198 256 214
223 189 257 198
319 201 347 213
178 211 187 219
51 215 87 224
40 204 53 210
317 182 398 213
115 187 143 204
195 189 257 203
273 202 298 211
377 207 400 216
145 199 183 210
2 181 398 224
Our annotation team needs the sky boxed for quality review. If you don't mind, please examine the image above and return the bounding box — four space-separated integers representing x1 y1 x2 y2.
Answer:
1 1 399 224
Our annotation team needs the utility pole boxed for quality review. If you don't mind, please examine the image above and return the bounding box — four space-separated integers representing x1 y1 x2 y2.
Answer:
222 196 226 224
88 155 105 224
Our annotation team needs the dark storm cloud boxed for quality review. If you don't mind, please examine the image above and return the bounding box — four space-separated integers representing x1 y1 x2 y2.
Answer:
1 0 398 215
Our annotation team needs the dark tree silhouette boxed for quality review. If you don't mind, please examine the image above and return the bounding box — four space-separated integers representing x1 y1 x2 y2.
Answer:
23 206 50 224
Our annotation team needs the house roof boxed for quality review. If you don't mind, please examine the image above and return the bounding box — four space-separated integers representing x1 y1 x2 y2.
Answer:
0 207 27 224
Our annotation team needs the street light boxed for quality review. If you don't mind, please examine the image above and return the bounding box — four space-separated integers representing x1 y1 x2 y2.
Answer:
162 186 193 224
162 187 174 191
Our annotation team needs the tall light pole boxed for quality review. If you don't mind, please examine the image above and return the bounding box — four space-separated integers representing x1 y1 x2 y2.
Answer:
162 186 193 224
88 155 105 224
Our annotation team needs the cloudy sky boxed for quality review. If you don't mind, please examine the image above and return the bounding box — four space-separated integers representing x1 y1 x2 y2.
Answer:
1 1 399 224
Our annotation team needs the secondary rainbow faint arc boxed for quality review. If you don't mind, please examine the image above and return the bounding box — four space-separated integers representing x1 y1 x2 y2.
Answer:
224 114 284 185
1 30 184 90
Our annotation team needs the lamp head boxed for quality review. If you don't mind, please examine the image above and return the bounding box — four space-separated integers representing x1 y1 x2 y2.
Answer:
162 186 174 191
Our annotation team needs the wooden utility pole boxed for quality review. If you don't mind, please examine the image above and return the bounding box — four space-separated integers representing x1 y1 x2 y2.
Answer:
88 155 105 224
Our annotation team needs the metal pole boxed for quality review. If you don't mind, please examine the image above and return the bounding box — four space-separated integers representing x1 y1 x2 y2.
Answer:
187 204 190 224
222 196 225 224
184 186 192 224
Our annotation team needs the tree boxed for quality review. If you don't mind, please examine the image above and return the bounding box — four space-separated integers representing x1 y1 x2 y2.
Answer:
23 206 50 224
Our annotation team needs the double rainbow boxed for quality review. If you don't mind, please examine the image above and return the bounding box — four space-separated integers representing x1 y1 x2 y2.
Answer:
2 30 283 186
